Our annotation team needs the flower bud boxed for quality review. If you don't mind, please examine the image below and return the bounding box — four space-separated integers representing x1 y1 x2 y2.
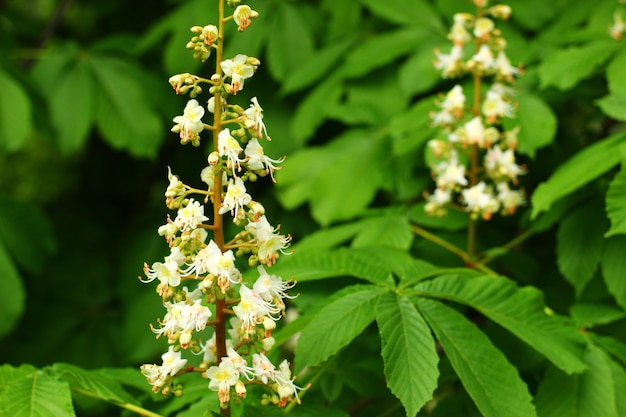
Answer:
208 151 220 166
190 25 203 34
235 380 247 398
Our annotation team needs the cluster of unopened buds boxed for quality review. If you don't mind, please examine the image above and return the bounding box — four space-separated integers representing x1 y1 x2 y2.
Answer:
425 0 526 220
140 2 305 409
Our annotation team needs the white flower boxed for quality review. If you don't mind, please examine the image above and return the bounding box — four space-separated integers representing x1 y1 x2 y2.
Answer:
473 17 494 39
187 240 241 284
206 360 239 404
441 85 466 113
610 11 626 40
244 138 284 181
435 44 465 78
174 198 209 231
274 360 304 407
141 346 188 391
152 299 212 339
468 44 495 71
252 352 276 384
142 258 181 287
165 167 184 199
220 177 252 220
246 215 291 265
482 90 514 122
220 54 254 94
253 265 296 303
172 99 205 143
461 182 500 219
243 97 269 139
434 151 468 189
233 5 258 32
425 188 452 216
461 116 499 148
217 128 244 173
160 346 188 376
233 284 280 337
494 51 520 82
484 146 525 182
497 182 525 214
201 24 218 46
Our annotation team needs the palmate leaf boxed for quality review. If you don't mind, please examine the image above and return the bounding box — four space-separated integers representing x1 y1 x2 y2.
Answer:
601 235 626 311
360 0 444 31
277 129 387 225
538 39 619 91
416 298 536 417
0 70 33 152
295 285 386 371
339 28 431 79
415 275 587 374
89 56 163 158
376 292 439 417
502 93 556 158
605 163 626 237
534 345 619 417
0 241 25 338
267 247 394 286
52 363 139 406
531 130 626 218
0 369 75 417
556 199 606 295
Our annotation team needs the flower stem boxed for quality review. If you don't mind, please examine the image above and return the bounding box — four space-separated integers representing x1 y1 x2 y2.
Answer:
71 387 165 417
213 1 230 416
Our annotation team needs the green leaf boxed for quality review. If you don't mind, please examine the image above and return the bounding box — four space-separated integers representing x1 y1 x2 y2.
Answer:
602 235 626 310
416 298 536 417
340 28 429 79
388 97 438 156
89 56 163 158
0 194 57 275
538 40 619 90
535 345 619 417
0 241 25 338
606 162 626 236
503 93 556 158
293 222 365 251
399 44 442 96
269 247 395 286
610 358 626 417
0 370 75 417
277 130 387 225
281 37 357 95
570 302 626 328
52 363 139 405
0 70 33 152
351 213 413 250
607 50 626 96
597 93 626 121
407 202 469 231
594 335 626 368
415 275 587 374
376 292 439 417
49 59 94 152
295 285 385 370
531 131 626 218
0 364 37 385
266 3 314 81
289 74 343 143
557 200 606 295
359 0 444 31
328 75 408 126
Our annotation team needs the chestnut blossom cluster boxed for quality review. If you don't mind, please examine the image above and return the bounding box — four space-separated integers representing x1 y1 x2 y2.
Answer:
426 0 525 220
140 3 303 409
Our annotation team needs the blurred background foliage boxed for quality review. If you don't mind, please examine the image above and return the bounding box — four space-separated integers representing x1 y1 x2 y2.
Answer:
2 0 626 415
